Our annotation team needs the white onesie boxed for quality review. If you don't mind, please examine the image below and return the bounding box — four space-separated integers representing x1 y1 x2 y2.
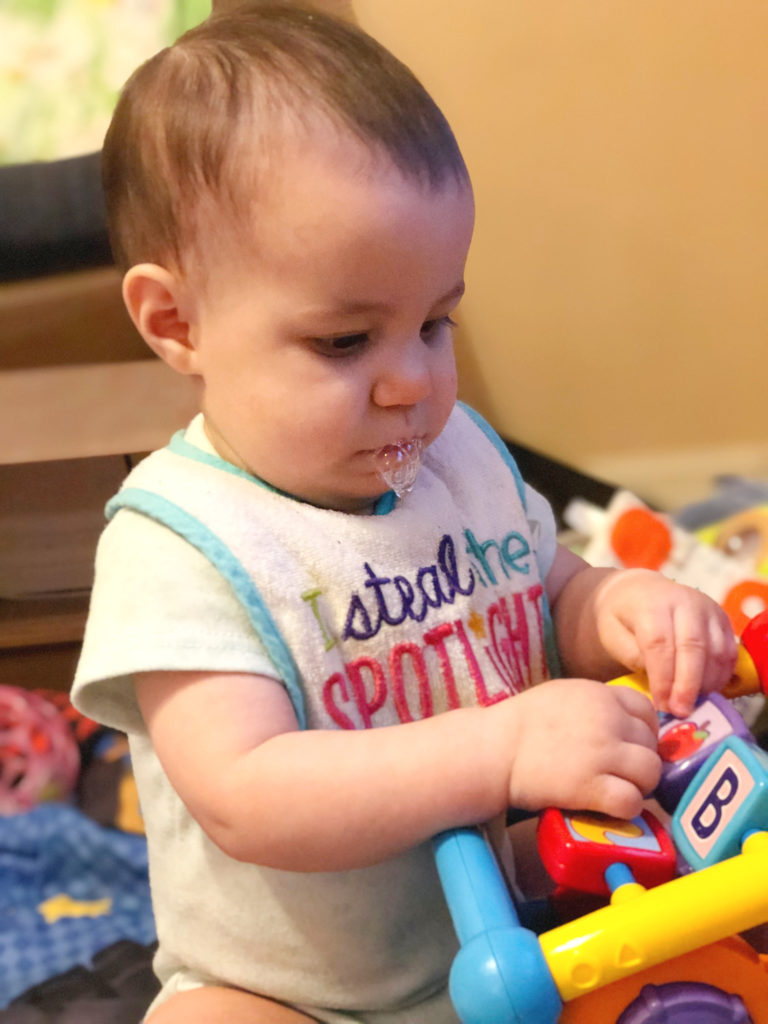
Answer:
73 403 559 1022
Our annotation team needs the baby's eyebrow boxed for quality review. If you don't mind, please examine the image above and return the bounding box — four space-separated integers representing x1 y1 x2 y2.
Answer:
304 282 466 320
435 281 466 307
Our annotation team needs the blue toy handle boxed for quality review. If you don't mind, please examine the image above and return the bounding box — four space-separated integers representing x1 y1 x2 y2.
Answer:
432 827 562 1024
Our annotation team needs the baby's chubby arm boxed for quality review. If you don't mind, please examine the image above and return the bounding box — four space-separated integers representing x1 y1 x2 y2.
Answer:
548 546 738 717
133 551 735 873
135 661 660 873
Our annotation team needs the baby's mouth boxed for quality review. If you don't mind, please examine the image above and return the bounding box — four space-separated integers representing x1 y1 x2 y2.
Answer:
375 439 424 498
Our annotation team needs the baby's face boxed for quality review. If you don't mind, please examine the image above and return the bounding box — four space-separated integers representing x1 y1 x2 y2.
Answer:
188 135 475 512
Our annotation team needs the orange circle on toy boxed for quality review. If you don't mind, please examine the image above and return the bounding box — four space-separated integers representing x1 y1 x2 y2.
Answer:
610 507 673 571
724 581 768 638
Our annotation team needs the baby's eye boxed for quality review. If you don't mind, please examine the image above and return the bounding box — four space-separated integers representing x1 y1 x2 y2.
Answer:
313 332 369 356
420 315 457 342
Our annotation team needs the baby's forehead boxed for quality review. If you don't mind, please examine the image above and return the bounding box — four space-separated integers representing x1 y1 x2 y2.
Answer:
181 100 471 284
187 139 472 295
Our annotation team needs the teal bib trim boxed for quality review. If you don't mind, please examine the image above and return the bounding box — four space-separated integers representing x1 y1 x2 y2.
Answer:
106 487 308 729
168 431 279 489
374 490 397 515
539 589 561 678
168 429 398 515
457 402 527 509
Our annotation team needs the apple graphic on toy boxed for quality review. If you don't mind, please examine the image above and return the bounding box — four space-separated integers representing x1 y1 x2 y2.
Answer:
658 720 711 762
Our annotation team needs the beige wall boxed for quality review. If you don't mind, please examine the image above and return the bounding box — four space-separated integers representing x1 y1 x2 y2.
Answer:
352 1 768 505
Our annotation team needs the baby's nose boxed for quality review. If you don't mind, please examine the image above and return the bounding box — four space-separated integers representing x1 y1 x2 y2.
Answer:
372 341 431 408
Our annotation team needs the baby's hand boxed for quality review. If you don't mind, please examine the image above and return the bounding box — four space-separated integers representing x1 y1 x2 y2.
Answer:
593 569 737 717
502 678 660 820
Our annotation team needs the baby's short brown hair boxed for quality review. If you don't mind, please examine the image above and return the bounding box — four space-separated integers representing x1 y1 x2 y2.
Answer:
103 0 469 275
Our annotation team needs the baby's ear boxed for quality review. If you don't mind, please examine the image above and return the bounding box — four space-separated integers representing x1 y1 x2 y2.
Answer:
122 264 200 375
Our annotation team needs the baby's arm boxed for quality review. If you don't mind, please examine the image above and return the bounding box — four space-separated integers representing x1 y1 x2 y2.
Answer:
548 545 738 717
136 664 659 872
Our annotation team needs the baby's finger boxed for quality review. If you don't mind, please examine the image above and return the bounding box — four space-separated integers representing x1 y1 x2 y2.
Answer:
665 635 709 718
580 771 647 822
699 615 738 693
630 612 677 713
617 741 663 799
665 604 737 715
642 599 718 715
612 683 659 736
620 709 659 751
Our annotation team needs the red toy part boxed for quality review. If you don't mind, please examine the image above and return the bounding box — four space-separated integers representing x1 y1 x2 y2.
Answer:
537 808 677 897
740 610 768 695
0 686 80 814
35 688 102 745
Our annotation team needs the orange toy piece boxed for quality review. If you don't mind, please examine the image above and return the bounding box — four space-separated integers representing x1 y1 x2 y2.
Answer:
559 936 768 1023
609 507 673 571
722 579 768 637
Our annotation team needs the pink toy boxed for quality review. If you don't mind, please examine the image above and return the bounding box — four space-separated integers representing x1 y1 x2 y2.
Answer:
0 686 80 814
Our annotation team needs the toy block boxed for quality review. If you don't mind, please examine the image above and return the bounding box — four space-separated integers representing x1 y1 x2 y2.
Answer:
672 735 768 870
655 693 754 814
537 808 677 896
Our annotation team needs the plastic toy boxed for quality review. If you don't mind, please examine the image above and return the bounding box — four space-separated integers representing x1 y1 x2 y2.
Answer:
0 686 80 814
537 807 677 896
655 692 755 813
673 735 768 870
433 611 768 1023
564 489 768 634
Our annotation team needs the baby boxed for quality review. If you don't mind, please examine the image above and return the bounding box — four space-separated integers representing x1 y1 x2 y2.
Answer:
72 4 737 1022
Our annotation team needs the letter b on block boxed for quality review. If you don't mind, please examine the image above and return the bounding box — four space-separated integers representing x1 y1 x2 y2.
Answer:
690 767 738 840
673 736 768 870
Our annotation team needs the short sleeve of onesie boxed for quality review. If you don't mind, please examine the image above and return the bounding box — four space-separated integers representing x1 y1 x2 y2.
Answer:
72 507 279 732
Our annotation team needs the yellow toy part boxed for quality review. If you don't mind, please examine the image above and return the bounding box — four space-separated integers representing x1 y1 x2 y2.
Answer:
722 642 762 698
609 646 762 702
539 830 768 1002
706 507 768 572
606 671 652 700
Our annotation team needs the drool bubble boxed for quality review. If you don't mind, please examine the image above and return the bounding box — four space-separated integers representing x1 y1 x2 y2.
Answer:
376 439 424 498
